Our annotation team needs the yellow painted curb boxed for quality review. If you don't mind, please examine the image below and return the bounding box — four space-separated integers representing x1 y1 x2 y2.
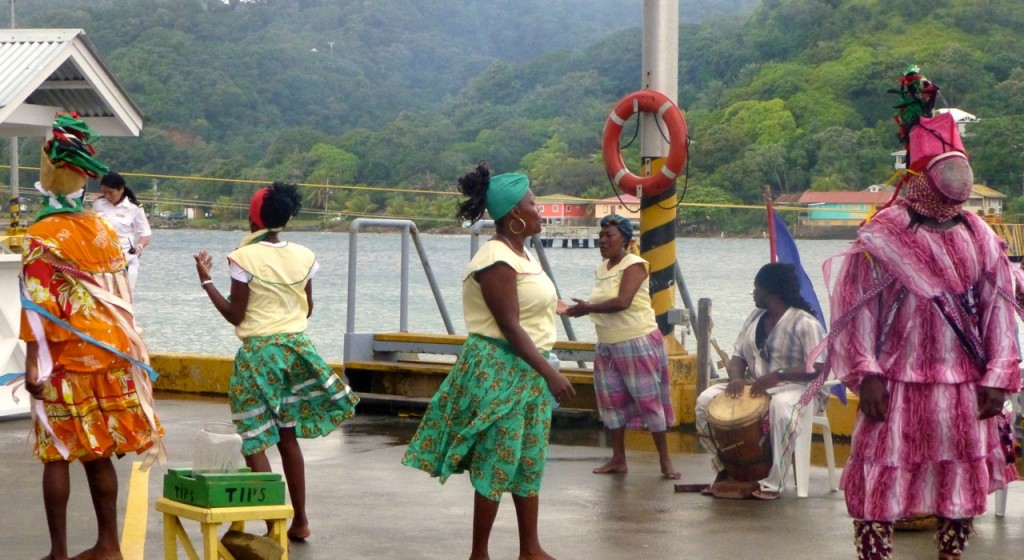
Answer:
826 391 858 437
121 462 150 560
151 352 343 395
151 352 701 428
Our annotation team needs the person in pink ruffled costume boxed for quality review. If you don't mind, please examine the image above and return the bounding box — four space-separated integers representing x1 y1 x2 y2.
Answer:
828 150 1021 559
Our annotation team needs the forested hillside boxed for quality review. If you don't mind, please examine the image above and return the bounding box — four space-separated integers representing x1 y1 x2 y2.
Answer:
3 0 1023 229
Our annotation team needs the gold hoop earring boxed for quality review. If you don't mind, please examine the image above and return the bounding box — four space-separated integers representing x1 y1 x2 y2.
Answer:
509 217 527 235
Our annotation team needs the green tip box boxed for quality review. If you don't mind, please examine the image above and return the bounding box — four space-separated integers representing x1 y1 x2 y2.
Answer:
163 468 285 508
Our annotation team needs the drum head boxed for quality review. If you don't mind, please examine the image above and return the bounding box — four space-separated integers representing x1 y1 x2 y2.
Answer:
707 386 769 428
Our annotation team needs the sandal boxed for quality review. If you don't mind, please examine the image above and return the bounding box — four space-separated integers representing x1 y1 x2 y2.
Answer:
751 489 780 501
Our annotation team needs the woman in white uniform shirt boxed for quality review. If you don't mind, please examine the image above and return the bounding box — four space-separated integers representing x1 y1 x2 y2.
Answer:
92 172 151 291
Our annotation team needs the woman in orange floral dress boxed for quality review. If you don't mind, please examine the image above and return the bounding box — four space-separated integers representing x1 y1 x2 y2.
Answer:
21 122 163 560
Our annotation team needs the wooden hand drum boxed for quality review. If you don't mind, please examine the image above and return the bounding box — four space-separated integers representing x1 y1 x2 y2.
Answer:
706 386 772 482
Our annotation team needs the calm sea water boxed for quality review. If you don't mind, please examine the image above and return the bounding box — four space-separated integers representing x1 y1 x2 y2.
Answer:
134 230 851 364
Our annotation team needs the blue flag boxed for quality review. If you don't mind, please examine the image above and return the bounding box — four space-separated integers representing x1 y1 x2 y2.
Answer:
772 213 846 403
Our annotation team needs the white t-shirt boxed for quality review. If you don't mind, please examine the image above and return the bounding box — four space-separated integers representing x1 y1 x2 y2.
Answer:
92 197 152 254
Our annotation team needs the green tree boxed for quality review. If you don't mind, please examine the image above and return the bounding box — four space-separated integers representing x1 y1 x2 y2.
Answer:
212 196 236 222
520 136 570 187
345 192 378 214
678 185 737 230
721 99 798 146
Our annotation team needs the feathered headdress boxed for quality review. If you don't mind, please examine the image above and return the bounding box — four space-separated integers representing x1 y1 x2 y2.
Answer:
880 66 973 222
890 64 939 147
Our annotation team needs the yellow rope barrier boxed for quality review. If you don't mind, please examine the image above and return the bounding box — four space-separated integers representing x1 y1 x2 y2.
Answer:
0 164 458 196
0 165 893 217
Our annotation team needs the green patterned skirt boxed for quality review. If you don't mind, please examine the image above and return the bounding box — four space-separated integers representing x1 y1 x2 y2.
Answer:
402 334 554 501
230 332 359 455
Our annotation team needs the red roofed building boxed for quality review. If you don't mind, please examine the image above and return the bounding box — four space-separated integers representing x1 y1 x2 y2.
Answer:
535 194 591 225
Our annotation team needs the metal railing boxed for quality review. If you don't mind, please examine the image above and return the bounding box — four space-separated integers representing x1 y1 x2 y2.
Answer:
343 219 700 371
345 218 455 334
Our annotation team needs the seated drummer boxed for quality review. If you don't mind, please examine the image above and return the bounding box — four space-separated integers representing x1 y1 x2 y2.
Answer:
694 263 826 500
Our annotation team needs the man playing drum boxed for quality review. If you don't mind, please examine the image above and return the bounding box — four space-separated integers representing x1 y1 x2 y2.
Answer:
694 263 826 500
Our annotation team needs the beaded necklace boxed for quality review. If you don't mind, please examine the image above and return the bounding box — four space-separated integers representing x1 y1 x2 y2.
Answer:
495 233 529 259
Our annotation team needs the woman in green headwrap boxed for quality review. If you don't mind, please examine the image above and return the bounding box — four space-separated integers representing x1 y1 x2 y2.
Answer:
403 162 575 560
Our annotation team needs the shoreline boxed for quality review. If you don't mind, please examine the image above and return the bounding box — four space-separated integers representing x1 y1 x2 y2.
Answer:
144 219 858 240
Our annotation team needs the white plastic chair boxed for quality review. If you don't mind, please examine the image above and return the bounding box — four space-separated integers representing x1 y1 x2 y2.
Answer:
794 380 840 498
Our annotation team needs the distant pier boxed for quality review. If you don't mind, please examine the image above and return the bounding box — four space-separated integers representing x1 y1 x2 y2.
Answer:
531 225 600 248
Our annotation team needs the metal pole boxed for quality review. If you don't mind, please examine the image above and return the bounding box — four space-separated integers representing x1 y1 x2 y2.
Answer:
347 218 455 335
400 227 410 331
409 226 455 334
673 262 697 328
640 0 679 336
696 298 712 395
6 0 21 246
346 224 359 333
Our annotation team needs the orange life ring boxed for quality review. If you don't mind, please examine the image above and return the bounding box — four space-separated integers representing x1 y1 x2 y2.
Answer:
602 90 688 198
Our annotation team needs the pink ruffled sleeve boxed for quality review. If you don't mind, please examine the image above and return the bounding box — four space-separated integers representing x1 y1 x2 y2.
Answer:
828 247 883 394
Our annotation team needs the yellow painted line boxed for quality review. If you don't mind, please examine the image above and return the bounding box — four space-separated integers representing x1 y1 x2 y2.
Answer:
120 461 150 560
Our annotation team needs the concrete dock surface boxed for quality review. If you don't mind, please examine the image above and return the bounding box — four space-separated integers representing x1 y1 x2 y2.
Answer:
1 395 1020 559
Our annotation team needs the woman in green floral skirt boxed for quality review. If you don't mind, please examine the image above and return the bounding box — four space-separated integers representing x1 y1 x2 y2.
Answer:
403 164 575 560
194 182 359 542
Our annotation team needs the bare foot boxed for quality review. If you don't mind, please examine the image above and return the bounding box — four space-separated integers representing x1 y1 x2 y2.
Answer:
70 546 123 560
287 523 311 542
592 460 628 474
519 547 556 560
660 458 680 479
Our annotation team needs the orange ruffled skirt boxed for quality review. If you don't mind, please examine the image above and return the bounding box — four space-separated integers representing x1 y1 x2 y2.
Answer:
34 365 164 463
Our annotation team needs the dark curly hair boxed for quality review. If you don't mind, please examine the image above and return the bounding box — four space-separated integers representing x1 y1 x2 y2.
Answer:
454 161 491 224
100 171 141 207
261 182 303 229
754 262 814 314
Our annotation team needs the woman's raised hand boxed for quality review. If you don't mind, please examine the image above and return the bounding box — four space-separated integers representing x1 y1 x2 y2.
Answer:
193 250 214 282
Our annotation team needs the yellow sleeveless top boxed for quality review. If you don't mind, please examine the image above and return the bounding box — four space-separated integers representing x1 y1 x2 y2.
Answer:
462 240 557 351
227 242 316 339
587 253 657 344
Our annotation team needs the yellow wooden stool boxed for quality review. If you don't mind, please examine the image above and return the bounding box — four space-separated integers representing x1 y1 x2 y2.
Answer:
155 497 293 560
